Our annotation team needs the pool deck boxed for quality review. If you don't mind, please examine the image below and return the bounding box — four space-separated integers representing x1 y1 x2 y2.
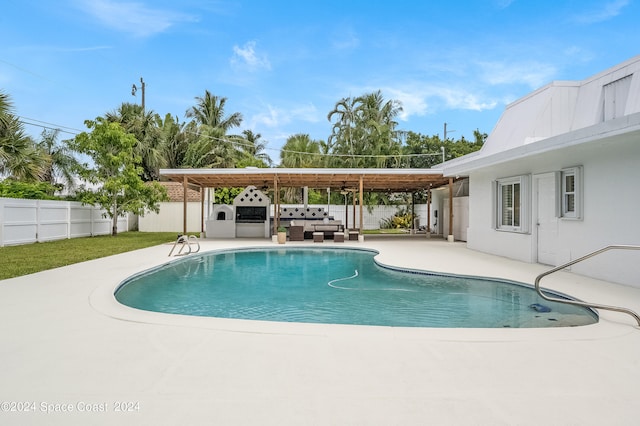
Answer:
1 236 639 425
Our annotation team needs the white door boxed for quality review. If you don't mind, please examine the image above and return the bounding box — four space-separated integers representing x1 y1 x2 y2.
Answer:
536 174 558 265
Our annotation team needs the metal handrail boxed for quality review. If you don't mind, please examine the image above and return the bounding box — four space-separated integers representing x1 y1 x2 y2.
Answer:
534 245 640 326
188 235 200 253
168 235 200 257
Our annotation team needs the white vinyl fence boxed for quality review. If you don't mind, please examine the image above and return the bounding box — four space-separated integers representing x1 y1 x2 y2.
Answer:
138 202 429 233
138 198 469 241
0 198 131 247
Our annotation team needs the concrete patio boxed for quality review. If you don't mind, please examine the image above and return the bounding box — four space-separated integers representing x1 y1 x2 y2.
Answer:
1 237 638 425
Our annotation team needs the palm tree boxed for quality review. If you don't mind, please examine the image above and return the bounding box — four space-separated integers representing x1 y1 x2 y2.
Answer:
280 133 321 168
237 129 272 167
183 126 236 168
354 91 403 168
1 92 45 181
159 114 190 169
278 133 321 202
0 90 12 128
106 103 165 181
184 90 244 169
37 129 79 192
327 96 359 167
186 90 243 131
327 91 403 168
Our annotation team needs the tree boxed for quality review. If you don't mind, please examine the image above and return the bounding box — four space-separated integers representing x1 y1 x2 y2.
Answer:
106 103 165 181
183 90 244 169
236 129 272 167
355 91 403 168
159 114 191 169
36 129 79 193
402 132 444 168
327 91 403 168
0 91 46 181
279 134 322 202
0 90 12 128
186 90 243 131
327 96 359 167
68 118 168 236
183 125 236 168
280 133 321 168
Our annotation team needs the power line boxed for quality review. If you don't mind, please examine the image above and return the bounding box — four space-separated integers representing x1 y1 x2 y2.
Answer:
17 119 81 136
14 115 444 159
18 116 85 134
180 128 443 159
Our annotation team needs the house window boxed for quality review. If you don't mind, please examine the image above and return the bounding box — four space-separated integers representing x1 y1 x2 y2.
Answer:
561 167 582 219
496 176 529 232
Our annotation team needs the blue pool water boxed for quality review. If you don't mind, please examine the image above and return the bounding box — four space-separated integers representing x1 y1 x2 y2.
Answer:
115 247 598 328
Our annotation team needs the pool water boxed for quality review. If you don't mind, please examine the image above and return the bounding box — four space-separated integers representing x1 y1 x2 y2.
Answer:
115 248 598 328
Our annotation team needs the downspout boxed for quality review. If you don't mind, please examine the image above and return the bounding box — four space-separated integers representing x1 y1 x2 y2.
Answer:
426 184 431 238
448 177 454 242
183 176 188 236
359 176 364 232
200 186 205 237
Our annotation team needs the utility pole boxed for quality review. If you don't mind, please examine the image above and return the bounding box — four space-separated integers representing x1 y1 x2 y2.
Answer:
443 122 455 141
131 77 145 112
442 122 455 164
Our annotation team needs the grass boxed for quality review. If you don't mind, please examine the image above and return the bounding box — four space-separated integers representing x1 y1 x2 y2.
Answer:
0 232 178 280
362 228 410 234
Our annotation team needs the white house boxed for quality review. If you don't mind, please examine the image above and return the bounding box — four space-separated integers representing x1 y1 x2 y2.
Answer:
444 55 640 287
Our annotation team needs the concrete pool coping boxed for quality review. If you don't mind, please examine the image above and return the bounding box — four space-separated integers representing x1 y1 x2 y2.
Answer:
1 237 639 425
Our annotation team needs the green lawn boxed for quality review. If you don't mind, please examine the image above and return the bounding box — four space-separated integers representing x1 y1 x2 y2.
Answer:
0 232 177 280
362 228 410 234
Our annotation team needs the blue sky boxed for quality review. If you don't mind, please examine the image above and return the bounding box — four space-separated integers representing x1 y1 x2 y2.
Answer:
1 0 639 162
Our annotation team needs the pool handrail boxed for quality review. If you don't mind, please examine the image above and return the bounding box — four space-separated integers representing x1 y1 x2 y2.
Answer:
168 235 200 257
534 244 640 327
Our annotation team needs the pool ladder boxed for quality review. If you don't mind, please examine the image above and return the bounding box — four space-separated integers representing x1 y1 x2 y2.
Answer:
168 235 200 257
534 244 640 327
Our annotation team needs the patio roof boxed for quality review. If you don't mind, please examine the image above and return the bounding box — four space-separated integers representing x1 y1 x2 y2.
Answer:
159 167 451 192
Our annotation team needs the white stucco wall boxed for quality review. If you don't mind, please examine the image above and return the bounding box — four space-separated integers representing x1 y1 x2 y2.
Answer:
447 56 640 287
466 134 640 287
138 202 202 233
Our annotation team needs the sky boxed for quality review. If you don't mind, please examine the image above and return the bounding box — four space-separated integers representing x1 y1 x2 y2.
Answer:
1 0 639 164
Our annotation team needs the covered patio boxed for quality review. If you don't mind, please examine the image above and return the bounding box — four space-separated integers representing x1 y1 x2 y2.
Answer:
159 168 456 240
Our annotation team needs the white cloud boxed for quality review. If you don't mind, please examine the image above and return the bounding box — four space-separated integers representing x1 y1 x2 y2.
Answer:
435 88 498 111
231 41 271 71
477 60 557 89
378 85 497 122
290 103 321 123
250 102 320 129
251 105 284 128
572 0 630 24
76 0 197 37
382 88 430 120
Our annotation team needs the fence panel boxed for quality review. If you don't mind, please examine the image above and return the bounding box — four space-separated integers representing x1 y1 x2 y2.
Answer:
0 198 129 247
0 199 38 246
38 200 70 242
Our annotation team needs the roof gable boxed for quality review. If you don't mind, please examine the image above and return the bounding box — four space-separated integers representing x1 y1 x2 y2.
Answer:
445 55 640 174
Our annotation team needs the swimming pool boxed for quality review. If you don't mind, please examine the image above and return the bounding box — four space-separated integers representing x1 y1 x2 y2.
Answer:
115 247 598 328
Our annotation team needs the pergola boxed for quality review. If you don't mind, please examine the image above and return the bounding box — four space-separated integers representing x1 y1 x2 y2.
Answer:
159 168 456 239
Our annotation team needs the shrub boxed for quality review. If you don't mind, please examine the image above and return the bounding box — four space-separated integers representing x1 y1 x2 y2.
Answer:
380 208 416 229
0 179 59 200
